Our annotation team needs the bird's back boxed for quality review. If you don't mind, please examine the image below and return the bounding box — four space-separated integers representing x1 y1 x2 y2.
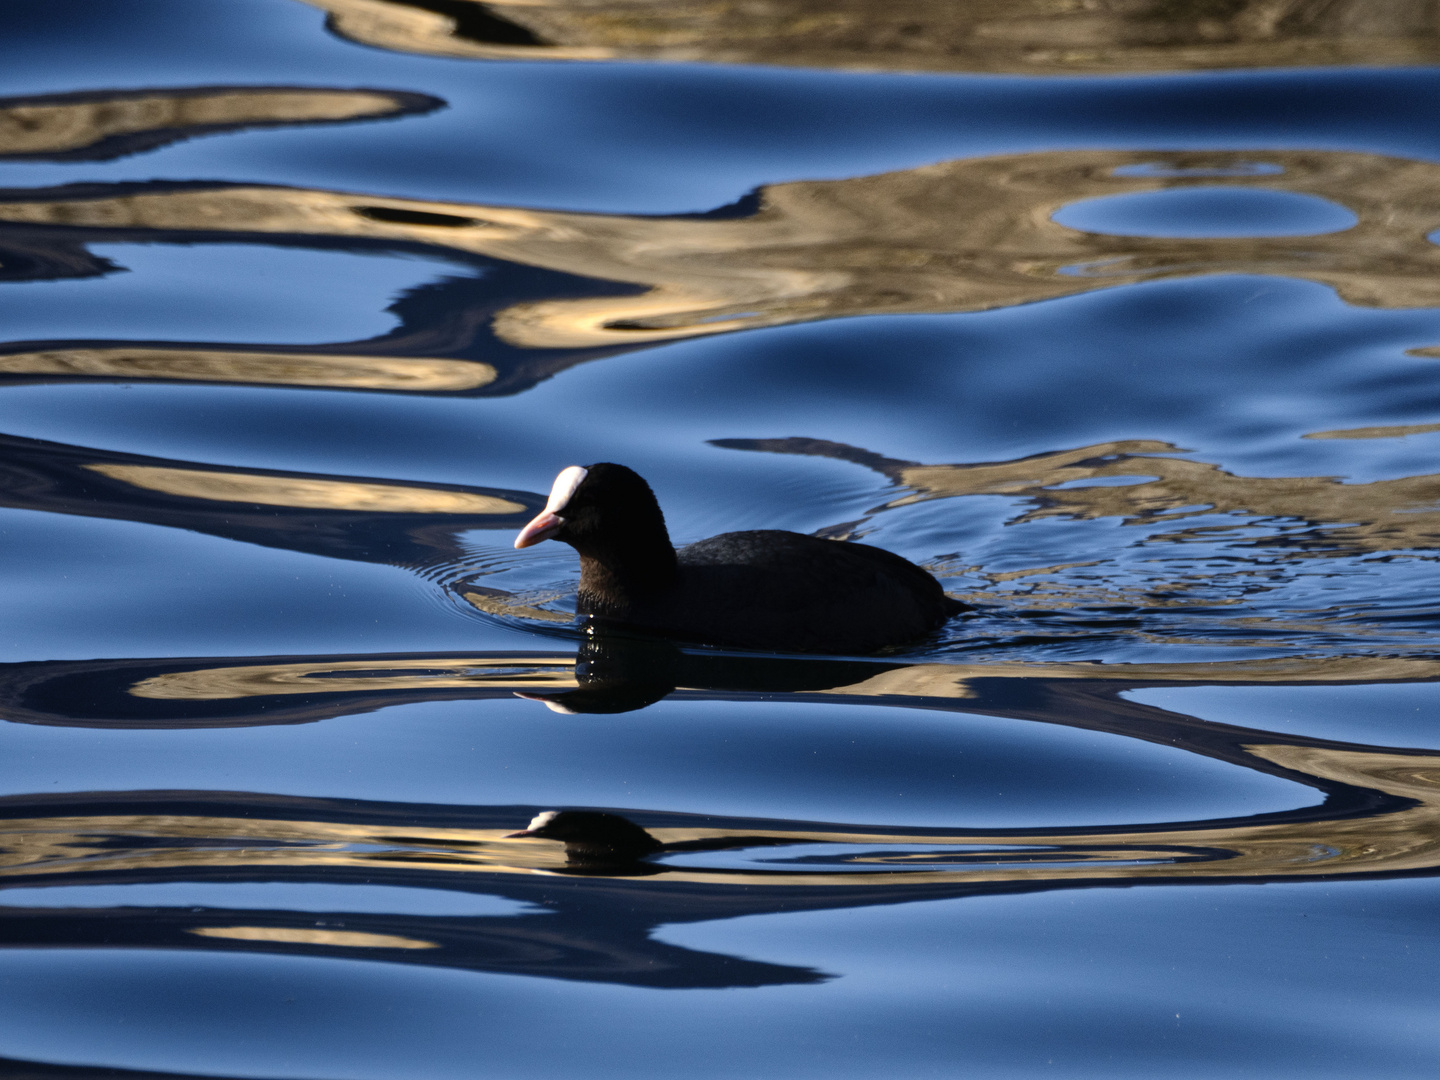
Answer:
623 530 955 653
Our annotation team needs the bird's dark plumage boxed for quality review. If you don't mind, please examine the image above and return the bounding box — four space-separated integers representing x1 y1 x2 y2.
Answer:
514 462 964 654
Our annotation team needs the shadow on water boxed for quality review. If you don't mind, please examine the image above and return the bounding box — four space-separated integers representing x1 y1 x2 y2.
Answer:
6 146 1440 395
4 639 1440 988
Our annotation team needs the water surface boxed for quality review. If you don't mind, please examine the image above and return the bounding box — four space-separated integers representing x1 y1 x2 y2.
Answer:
4 1 1440 1077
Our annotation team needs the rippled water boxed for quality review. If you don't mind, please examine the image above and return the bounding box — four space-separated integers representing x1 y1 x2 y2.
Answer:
6 1 1440 1076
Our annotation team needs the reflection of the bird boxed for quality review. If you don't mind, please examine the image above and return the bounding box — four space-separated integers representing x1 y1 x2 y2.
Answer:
296 0 1440 75
716 435 1440 559
0 430 539 569
13 643 1440 728
0 85 441 162
2 149 1439 394
0 641 902 728
5 647 1440 987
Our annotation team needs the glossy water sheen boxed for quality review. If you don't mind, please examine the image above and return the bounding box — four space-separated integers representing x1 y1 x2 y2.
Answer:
4 1 1440 1076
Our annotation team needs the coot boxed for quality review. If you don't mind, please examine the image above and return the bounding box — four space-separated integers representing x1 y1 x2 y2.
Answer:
514 463 964 653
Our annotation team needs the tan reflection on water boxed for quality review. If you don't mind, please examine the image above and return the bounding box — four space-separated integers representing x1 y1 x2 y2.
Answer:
0 348 495 391
124 652 1440 701
130 656 578 700
901 442 1440 555
86 464 525 515
296 0 1440 75
3 739 1440 888
0 87 427 158
4 149 1439 353
817 656 1440 697
8 650 1440 887
190 926 437 948
460 589 576 624
738 435 1440 559
105 654 1440 886
1304 421 1440 440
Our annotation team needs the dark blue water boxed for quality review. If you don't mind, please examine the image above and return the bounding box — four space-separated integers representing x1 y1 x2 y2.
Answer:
4 1 1440 1076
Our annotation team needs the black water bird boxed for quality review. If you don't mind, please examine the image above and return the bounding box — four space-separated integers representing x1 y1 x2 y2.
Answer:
514 463 965 654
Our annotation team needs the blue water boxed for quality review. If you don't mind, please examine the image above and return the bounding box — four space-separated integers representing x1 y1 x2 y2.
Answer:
4 1 1440 1076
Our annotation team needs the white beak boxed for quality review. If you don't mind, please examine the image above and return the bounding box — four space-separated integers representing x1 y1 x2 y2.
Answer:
513 466 587 549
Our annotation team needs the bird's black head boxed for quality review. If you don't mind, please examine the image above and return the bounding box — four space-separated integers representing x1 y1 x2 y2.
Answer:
514 464 676 593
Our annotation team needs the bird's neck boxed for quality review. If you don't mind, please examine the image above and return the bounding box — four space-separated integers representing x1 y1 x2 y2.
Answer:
576 538 679 615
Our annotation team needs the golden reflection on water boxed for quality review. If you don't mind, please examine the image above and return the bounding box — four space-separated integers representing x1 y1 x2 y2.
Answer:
0 86 436 160
724 435 1440 561
460 588 576 623
130 656 577 700
8 648 1440 983
0 348 496 391
120 652 1440 703
190 926 437 948
814 656 1440 694
9 0 1440 1003
86 464 525 515
59 650 1440 887
5 149 1440 360
0 431 539 577
296 0 1440 74
1304 421 1440 440
2 736 1439 888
